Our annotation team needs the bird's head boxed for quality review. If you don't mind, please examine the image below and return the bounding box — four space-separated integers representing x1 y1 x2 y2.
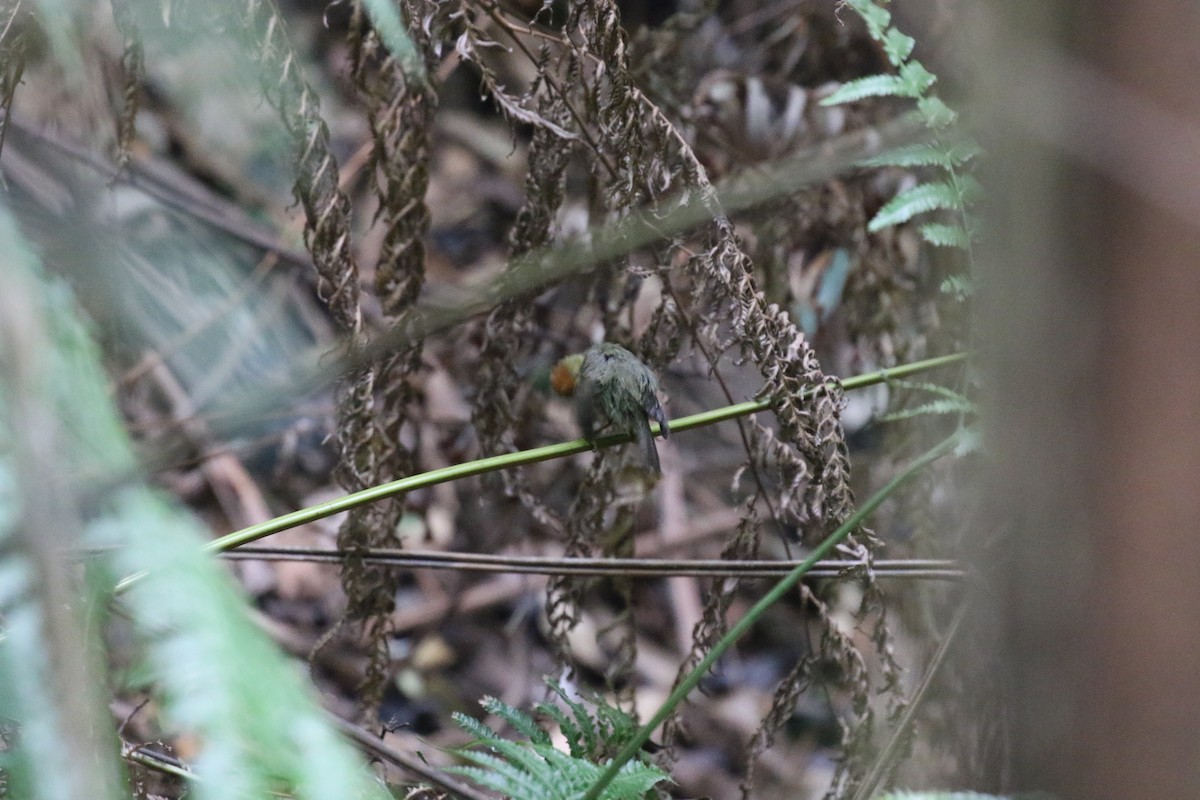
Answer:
550 353 585 397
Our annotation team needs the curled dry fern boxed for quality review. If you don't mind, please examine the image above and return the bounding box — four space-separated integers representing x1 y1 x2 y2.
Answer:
108 0 144 174
0 0 27 156
333 0 442 708
466 3 576 538
234 0 404 712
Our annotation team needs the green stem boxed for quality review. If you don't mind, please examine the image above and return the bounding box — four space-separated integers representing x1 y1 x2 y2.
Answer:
580 431 962 800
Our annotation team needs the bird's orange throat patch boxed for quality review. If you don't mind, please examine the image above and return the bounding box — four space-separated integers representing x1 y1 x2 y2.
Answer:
550 359 579 396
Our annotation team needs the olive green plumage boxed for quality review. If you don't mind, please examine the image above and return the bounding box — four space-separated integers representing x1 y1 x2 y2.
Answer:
551 343 670 473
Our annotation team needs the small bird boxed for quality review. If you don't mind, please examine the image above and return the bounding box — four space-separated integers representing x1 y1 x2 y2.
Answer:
551 342 670 473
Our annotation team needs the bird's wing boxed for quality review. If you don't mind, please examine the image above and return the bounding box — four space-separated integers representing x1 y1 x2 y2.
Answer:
575 377 598 440
641 381 669 439
634 413 661 474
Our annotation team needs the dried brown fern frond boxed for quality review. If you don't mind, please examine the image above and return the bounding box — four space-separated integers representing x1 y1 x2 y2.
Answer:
455 8 581 554
236 0 372 495
450 6 886 744
238 0 362 336
328 0 449 708
467 39 575 472
0 1 29 156
235 0 390 702
508 0 700 685
354 0 438 316
108 0 143 174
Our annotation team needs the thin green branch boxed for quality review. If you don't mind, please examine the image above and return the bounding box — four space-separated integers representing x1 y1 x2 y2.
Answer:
212 352 963 551
581 431 963 800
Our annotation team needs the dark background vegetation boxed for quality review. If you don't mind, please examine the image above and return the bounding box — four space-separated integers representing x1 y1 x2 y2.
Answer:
2 1 1198 799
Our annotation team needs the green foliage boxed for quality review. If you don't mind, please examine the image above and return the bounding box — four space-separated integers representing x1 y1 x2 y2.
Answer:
823 0 980 296
537 681 645 762
860 140 981 170
879 377 979 454
101 494 390 800
920 222 971 249
0 208 390 800
0 208 130 800
869 180 961 231
823 73 912 104
449 682 670 800
879 379 977 424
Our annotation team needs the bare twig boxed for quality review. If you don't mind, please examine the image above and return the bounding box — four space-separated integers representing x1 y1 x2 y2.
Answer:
222 545 963 580
330 715 493 800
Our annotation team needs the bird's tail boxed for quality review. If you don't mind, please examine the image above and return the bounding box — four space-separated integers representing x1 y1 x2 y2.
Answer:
635 415 661 474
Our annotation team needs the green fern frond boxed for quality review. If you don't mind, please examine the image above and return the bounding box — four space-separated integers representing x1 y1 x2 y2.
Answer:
0 209 389 800
882 28 916 65
820 0 981 266
593 701 641 743
917 95 958 127
538 680 644 761
869 181 961 230
482 695 551 744
956 173 985 202
604 765 675 798
898 61 937 97
862 140 980 170
954 426 983 457
450 741 667 800
880 399 973 422
817 53 931 101
921 222 970 248
540 685 601 758
538 702 590 758
822 73 909 104
0 228 128 799
880 378 977 423
452 750 553 797
455 710 506 743
887 379 974 405
450 688 670 800
862 142 950 168
947 138 984 164
843 0 892 39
